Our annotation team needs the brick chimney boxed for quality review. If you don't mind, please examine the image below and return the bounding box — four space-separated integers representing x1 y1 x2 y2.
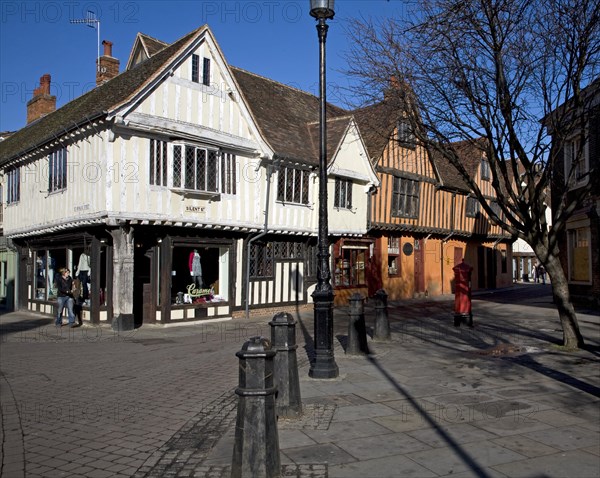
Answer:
96 40 120 85
27 74 56 124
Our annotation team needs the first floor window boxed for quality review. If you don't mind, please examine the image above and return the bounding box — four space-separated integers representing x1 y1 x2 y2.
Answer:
334 177 352 209
49 147 67 193
392 176 420 218
173 145 219 192
7 167 20 204
565 135 588 185
466 197 480 217
568 227 590 282
277 166 309 205
221 152 237 195
149 139 168 186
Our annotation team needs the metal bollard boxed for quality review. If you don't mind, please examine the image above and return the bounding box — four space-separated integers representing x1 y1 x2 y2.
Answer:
231 336 280 478
347 293 369 355
270 312 302 418
373 289 391 341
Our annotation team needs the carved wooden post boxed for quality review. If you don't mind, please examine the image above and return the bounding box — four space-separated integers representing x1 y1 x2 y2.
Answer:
110 226 135 331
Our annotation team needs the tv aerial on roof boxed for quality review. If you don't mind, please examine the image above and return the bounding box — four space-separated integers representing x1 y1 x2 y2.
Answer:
70 11 101 73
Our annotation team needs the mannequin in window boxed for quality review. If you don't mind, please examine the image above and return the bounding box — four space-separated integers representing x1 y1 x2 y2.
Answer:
75 252 91 301
189 249 203 288
46 253 56 294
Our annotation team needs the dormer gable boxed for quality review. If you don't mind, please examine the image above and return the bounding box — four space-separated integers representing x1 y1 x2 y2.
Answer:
126 32 169 70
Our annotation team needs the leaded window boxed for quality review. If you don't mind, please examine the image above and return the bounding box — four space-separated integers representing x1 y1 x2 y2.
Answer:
249 242 274 278
149 139 168 186
481 159 490 180
466 197 480 217
203 57 211 86
277 166 310 205
221 152 237 195
191 54 199 83
391 176 420 218
273 241 304 259
6 167 20 204
172 145 219 192
334 177 352 209
49 147 67 193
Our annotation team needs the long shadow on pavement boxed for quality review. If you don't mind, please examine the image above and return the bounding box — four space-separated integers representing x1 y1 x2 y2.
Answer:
366 353 494 478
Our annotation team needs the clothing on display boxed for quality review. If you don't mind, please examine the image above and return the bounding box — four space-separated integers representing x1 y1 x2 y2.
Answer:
189 249 203 287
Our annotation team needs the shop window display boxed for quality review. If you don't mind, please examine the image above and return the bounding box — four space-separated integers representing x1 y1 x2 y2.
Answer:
34 245 107 306
35 249 64 300
170 246 227 305
334 248 366 287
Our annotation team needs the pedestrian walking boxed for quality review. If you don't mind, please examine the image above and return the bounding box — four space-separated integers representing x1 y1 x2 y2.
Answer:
538 264 546 284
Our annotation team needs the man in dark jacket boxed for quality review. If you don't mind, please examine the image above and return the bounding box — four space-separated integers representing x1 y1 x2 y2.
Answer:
55 268 76 327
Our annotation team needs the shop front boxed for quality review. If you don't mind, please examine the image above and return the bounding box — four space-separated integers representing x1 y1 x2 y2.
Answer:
17 227 237 326
331 238 374 305
155 234 236 323
18 231 111 323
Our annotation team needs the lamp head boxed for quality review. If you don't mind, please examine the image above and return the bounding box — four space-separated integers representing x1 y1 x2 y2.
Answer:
310 0 335 19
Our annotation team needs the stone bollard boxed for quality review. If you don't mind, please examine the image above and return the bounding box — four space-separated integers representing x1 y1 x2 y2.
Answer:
270 312 302 418
231 336 280 478
373 289 391 341
347 293 369 355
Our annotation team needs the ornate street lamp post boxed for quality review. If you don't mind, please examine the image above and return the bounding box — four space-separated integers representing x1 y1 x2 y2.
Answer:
309 0 338 379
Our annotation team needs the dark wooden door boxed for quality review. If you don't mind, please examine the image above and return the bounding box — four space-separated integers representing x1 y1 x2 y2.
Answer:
414 239 425 294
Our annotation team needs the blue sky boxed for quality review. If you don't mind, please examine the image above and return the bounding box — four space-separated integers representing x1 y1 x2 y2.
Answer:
0 0 414 132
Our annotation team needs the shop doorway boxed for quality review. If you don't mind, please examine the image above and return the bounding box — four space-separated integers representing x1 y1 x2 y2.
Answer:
133 246 153 326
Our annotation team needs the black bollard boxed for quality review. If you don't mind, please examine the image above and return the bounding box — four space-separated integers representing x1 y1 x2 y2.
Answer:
270 312 302 418
231 336 280 478
347 293 369 355
373 289 391 341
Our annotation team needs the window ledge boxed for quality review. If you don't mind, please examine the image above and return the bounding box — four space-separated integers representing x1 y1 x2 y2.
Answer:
170 188 221 200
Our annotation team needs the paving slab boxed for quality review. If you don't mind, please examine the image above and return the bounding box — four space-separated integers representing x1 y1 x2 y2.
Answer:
1 284 599 478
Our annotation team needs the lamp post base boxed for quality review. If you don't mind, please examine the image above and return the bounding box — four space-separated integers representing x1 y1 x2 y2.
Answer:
309 289 339 379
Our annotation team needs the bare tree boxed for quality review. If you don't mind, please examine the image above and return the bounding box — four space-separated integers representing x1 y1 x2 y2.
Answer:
344 0 599 349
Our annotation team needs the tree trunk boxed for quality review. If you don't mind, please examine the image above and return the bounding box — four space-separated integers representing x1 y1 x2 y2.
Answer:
543 254 585 349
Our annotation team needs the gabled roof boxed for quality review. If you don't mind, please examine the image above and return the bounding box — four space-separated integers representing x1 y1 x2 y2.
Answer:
125 32 169 70
351 100 401 165
0 27 204 166
230 66 347 165
306 115 354 167
431 139 485 193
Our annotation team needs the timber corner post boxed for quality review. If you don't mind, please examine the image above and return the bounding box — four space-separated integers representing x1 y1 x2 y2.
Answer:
270 312 302 418
231 336 281 478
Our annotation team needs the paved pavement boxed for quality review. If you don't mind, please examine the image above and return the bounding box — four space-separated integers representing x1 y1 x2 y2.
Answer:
1 283 598 477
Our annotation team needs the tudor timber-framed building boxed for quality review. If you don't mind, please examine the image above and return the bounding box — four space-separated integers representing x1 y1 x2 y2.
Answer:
0 25 379 323
353 99 513 300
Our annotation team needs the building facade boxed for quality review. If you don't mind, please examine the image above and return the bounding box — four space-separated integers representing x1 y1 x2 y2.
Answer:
549 79 600 307
354 101 513 300
0 26 377 322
